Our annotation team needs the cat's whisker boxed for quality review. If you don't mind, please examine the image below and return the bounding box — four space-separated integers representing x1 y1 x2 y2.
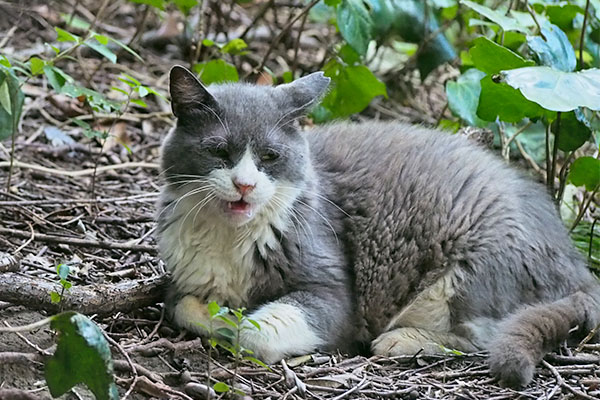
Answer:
178 192 217 247
159 185 214 221
198 103 231 137
278 184 352 218
192 193 218 227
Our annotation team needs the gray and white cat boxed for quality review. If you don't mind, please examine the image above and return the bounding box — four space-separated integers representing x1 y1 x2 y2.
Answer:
157 66 600 388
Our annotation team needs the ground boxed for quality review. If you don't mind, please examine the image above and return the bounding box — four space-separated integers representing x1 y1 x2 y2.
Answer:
1 1 600 399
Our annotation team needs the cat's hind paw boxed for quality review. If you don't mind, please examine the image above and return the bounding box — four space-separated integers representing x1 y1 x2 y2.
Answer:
488 344 535 388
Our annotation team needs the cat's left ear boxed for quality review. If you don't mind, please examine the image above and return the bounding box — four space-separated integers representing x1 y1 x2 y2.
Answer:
276 72 330 113
169 65 218 117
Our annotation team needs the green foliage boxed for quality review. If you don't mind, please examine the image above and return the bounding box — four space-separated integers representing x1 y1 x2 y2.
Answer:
50 264 73 304
445 68 486 127
336 0 374 56
193 59 239 85
0 64 24 141
568 157 600 192
45 312 118 400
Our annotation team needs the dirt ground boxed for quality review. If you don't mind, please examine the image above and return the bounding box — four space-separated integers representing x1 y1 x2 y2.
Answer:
1 1 599 399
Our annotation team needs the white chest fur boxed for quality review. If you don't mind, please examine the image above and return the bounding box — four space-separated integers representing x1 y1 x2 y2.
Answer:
159 195 285 307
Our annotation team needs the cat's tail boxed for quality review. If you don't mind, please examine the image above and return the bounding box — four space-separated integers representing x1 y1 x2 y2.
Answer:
487 284 600 388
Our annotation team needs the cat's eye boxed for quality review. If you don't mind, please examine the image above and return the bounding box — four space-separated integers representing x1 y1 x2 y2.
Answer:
209 147 229 159
261 151 279 162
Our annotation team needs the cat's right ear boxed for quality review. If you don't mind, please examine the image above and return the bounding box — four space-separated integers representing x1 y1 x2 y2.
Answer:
169 65 218 117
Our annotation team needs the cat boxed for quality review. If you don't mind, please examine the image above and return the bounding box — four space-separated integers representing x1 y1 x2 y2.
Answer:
157 65 600 388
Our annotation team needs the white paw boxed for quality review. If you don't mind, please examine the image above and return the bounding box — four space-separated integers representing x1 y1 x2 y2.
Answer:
372 328 442 356
239 302 324 363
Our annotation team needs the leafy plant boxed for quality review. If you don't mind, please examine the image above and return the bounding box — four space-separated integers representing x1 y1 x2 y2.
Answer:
197 301 267 397
50 264 73 308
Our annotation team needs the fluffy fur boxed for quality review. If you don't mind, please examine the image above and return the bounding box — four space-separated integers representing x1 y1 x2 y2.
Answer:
157 66 600 387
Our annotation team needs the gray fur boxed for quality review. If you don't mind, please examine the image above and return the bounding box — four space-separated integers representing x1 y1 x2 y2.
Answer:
157 66 600 388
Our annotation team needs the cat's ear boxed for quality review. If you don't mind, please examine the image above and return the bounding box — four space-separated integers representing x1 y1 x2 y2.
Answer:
169 65 218 117
276 72 330 113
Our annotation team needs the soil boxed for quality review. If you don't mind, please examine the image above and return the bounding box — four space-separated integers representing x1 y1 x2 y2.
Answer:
1 1 599 399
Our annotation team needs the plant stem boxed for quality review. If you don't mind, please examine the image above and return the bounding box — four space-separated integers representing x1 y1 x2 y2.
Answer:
580 0 591 70
570 185 599 232
5 125 16 193
545 122 552 194
0 316 53 332
550 112 561 201
207 319 213 400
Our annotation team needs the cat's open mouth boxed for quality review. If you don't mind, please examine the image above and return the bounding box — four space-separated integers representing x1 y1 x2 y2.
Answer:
226 199 253 216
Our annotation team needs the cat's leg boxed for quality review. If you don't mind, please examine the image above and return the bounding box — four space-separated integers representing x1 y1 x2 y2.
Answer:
372 327 478 356
239 292 349 364
171 295 226 335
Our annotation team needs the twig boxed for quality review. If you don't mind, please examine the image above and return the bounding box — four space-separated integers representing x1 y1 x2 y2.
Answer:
0 193 158 207
104 332 139 400
0 227 157 253
580 0 591 70
550 112 562 201
0 316 53 333
542 360 598 400
252 0 320 76
569 185 599 232
0 160 159 177
524 2 546 41
330 377 369 400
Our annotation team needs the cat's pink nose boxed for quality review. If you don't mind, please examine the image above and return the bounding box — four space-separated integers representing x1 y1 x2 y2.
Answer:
234 180 255 195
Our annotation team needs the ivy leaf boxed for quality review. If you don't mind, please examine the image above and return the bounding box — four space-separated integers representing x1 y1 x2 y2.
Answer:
0 66 25 141
316 61 386 121
50 291 62 304
446 68 487 127
469 36 534 74
193 59 239 85
43 65 73 92
337 0 374 56
460 0 529 33
526 23 576 72
45 312 118 400
568 157 600 191
501 67 600 112
554 110 591 152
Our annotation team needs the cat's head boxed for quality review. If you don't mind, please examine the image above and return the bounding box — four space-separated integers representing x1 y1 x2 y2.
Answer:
161 66 329 227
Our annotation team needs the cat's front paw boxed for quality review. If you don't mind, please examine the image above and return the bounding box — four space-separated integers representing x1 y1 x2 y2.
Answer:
239 302 324 364
372 328 441 356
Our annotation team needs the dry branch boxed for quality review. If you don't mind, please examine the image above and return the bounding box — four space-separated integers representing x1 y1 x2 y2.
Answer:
0 273 168 316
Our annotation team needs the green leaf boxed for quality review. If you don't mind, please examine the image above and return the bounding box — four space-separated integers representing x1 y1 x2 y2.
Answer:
137 85 149 97
29 57 46 75
128 0 165 9
446 68 487 127
460 0 529 33
282 70 294 83
1 55 11 68
247 318 261 331
221 38 248 55
526 24 576 72
213 382 230 393
50 291 62 304
338 43 360 65
243 356 270 369
337 0 374 56
316 62 386 121
542 3 584 30
173 0 197 15
202 38 215 47
109 37 144 62
61 280 72 290
501 67 600 112
207 301 220 317
43 65 73 92
554 110 591 152
93 34 109 45
469 36 534 74
325 0 342 6
193 59 239 85
216 327 235 340
59 13 91 30
56 264 70 280
111 87 129 96
0 67 25 141
84 38 117 63
45 312 118 400
477 75 546 123
568 157 600 191
130 98 147 108
217 315 238 329
55 27 80 43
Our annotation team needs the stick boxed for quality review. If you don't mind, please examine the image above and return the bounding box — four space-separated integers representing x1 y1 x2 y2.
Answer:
0 160 159 177
0 227 157 253
0 273 169 317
